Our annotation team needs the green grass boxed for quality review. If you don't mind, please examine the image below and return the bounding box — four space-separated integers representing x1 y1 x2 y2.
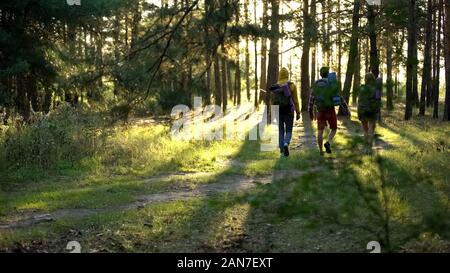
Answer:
0 106 449 253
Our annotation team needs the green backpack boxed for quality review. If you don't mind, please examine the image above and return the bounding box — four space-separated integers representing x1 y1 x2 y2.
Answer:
358 85 381 114
312 78 341 111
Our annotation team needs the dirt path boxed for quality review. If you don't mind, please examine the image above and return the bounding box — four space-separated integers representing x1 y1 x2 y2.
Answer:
0 114 391 231
0 169 313 230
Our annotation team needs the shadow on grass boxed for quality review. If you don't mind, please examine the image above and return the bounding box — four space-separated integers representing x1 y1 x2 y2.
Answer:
3 116 449 253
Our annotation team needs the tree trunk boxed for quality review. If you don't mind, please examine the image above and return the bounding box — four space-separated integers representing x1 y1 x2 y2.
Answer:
320 1 327 68
300 0 311 112
221 51 228 111
43 85 52 114
337 0 342 83
368 4 380 78
214 53 222 107
254 0 259 108
234 2 241 105
365 37 370 73
259 0 268 104
406 0 418 120
326 0 332 66
444 0 450 120
353 49 361 105
420 0 433 116
227 59 233 101
204 0 212 105
205 55 212 105
342 0 361 112
434 0 443 119
245 0 251 102
386 34 394 111
235 55 241 105
266 0 280 118
310 0 317 87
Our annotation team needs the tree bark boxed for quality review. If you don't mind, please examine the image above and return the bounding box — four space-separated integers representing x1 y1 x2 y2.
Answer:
353 48 361 105
254 0 259 108
259 0 268 104
234 2 241 105
337 0 342 83
300 0 311 112
444 0 450 120
420 0 433 116
266 0 280 118
214 53 222 107
433 0 443 119
245 0 251 102
386 34 394 111
406 0 418 120
368 4 380 78
342 0 361 111
221 48 228 111
227 59 233 101
310 0 317 87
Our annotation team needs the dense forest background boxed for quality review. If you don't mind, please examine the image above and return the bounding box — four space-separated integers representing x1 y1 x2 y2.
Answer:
1 0 450 253
1 0 450 122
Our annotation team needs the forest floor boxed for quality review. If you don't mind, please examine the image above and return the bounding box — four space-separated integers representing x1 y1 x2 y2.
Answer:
0 106 449 253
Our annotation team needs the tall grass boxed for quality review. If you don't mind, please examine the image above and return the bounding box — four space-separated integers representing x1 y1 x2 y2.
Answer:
0 106 102 177
0 105 245 184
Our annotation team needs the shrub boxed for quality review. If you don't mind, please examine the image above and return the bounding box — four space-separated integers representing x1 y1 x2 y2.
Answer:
1 105 100 170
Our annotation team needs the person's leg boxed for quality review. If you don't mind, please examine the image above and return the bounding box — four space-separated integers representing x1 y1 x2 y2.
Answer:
324 108 337 153
282 114 294 157
361 120 370 152
278 114 286 154
284 114 294 146
328 129 337 144
368 120 376 147
317 112 326 155
318 129 324 155
361 120 369 137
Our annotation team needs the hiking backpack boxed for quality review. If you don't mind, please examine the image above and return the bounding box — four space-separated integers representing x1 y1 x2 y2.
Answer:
312 75 342 111
358 84 381 114
270 82 294 114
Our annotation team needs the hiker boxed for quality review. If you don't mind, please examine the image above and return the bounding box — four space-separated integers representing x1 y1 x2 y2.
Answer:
358 73 381 150
308 67 350 155
270 67 300 157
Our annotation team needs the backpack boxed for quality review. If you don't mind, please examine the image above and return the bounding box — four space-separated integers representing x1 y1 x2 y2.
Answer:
271 82 294 114
358 84 381 114
312 77 342 111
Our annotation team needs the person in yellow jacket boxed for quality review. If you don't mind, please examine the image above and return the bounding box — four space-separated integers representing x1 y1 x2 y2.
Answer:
275 67 300 157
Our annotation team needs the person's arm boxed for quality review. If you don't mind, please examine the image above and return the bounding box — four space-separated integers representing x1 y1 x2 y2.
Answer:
337 81 351 117
308 92 316 120
339 94 351 117
290 83 301 119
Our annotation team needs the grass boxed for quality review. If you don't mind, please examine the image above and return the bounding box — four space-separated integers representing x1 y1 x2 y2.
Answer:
0 105 449 253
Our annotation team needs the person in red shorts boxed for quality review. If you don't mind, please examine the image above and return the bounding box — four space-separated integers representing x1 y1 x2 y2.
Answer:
308 67 350 155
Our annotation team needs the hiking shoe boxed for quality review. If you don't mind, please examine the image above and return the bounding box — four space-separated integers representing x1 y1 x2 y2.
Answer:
324 142 332 154
283 144 290 157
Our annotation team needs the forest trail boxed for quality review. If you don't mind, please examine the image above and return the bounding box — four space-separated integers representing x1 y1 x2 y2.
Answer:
0 170 315 230
0 114 391 231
